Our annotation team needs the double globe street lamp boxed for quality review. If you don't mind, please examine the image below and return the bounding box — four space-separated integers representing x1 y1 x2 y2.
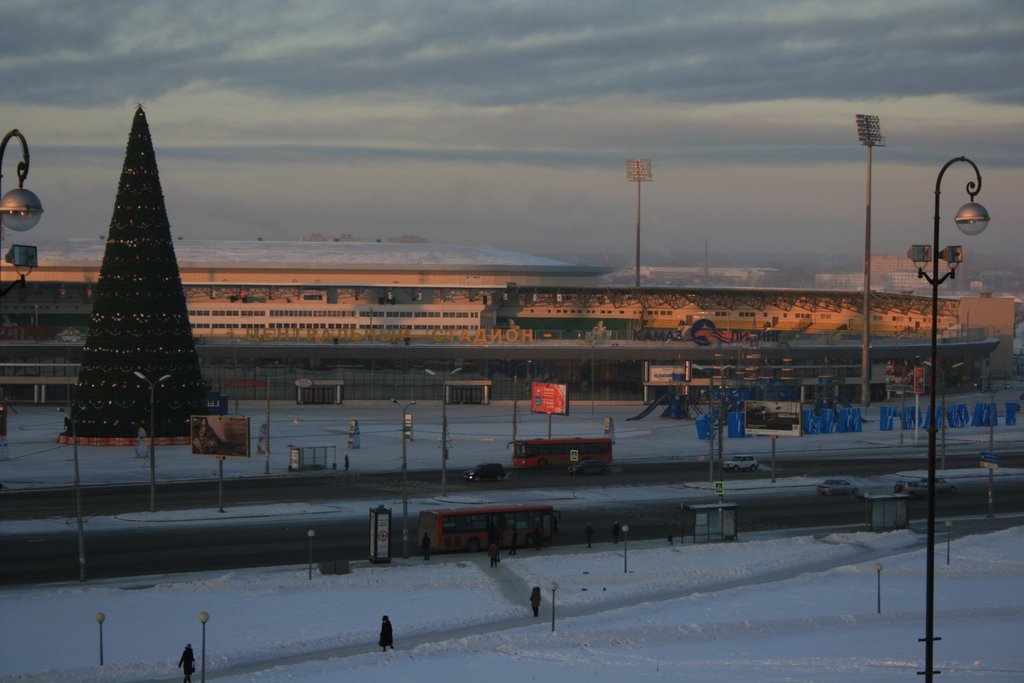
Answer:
908 156 990 682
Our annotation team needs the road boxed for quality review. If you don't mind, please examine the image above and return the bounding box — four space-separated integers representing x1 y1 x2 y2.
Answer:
1 451 1021 585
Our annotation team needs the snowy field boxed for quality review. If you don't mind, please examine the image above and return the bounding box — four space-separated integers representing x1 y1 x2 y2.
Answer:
0 524 1022 682
1 393 1023 681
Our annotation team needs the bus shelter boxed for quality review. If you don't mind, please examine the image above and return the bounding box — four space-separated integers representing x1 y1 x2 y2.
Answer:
865 494 911 531
681 502 738 543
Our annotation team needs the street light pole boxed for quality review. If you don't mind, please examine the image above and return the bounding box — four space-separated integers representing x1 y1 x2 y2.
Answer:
71 409 87 582
134 371 172 513
626 159 652 289
909 156 990 683
549 581 558 632
198 611 209 683
856 115 884 408
307 529 316 579
426 367 462 497
391 398 416 558
1 129 44 297
622 524 630 574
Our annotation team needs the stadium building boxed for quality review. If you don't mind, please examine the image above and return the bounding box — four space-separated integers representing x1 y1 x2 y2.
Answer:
0 238 1013 408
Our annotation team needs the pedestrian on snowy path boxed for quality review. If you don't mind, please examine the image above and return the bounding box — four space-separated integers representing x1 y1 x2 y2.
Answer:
177 644 195 683
530 586 541 617
379 615 394 651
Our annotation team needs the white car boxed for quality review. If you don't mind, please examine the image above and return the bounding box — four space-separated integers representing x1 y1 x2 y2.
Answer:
723 456 759 472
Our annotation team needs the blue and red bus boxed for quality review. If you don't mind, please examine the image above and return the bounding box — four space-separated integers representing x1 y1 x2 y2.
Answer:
511 437 613 469
418 504 558 553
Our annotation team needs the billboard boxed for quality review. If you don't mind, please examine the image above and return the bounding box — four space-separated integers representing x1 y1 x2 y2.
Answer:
744 400 802 437
531 382 569 415
190 415 251 457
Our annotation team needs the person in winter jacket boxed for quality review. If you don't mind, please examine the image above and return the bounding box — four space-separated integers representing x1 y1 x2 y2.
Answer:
379 615 394 651
177 643 196 683
530 586 542 617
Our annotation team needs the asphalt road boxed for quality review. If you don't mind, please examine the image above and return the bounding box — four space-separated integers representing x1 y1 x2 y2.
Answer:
1 452 1021 585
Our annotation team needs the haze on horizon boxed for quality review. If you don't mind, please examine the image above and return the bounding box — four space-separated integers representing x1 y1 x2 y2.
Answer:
2 0 1023 266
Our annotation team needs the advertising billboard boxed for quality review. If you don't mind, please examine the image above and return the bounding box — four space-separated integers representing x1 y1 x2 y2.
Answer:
531 382 569 415
744 400 802 437
190 415 251 457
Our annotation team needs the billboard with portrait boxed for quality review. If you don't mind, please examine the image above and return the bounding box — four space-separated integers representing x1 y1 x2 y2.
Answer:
190 415 251 457
744 400 802 437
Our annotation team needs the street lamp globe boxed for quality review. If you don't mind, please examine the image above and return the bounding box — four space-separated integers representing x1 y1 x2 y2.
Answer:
0 187 44 231
954 202 990 236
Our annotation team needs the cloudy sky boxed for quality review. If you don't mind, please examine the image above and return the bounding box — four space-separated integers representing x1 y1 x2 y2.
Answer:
3 0 1023 264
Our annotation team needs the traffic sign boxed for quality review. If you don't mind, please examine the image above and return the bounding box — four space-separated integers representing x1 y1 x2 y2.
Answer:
570 449 579 462
980 452 999 469
714 481 724 496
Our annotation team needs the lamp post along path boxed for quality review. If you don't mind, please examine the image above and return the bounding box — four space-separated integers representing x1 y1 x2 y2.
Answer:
134 371 172 513
391 398 416 558
909 156 989 682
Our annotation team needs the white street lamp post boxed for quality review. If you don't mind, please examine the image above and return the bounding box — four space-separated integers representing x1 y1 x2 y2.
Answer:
133 371 172 513
390 398 416 558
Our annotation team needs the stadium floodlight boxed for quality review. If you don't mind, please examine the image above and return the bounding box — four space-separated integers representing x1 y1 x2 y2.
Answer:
855 115 885 409
626 159 652 289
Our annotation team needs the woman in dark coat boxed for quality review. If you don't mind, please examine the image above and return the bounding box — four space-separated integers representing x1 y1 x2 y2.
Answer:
529 586 541 617
177 643 196 682
379 615 394 651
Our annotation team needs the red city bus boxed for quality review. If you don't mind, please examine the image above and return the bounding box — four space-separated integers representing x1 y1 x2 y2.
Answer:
511 437 613 469
418 504 558 553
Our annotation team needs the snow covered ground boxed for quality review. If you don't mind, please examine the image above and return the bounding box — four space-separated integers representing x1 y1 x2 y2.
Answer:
1 391 1022 681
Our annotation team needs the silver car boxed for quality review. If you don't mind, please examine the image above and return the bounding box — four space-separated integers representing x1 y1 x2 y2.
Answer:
816 478 859 496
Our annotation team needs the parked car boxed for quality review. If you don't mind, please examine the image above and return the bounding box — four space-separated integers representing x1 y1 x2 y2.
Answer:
894 478 957 496
567 459 610 475
816 478 860 496
462 463 506 482
723 455 760 472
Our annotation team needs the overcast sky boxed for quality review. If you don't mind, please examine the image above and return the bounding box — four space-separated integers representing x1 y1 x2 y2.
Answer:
3 0 1023 264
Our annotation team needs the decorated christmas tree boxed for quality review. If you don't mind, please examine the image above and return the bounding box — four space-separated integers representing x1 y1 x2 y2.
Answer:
64 107 206 442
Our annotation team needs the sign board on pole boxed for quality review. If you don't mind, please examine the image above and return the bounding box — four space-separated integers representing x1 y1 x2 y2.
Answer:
744 400 802 437
190 415 250 457
531 382 569 415
570 449 579 462
980 452 1000 469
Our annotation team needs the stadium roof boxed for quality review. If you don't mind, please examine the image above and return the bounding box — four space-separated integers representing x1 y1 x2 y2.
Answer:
37 239 609 276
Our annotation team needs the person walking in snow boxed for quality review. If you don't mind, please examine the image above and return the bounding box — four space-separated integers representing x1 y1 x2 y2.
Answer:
530 586 542 617
612 520 621 544
421 533 431 560
379 615 394 651
177 643 195 683
488 542 500 567
508 530 518 556
585 523 594 548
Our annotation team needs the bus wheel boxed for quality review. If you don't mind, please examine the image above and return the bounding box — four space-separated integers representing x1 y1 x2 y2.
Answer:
538 459 548 469
467 538 481 553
